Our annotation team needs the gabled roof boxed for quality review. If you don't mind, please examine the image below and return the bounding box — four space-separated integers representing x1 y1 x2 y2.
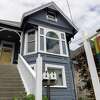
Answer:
22 2 78 31
0 1 78 31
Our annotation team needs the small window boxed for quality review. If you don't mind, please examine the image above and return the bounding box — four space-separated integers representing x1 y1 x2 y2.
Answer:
45 64 67 87
47 10 57 22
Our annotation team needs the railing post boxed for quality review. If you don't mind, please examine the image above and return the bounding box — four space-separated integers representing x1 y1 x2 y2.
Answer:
83 33 100 100
36 54 42 100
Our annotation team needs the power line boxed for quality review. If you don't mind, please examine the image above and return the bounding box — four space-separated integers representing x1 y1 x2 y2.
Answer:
66 0 73 23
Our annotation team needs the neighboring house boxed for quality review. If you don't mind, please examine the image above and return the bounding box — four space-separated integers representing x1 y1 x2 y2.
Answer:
0 2 78 100
71 46 96 100
71 30 100 100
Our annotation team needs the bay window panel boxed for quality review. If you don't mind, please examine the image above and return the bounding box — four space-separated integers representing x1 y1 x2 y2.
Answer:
25 30 36 54
62 41 67 54
61 33 65 39
28 31 35 41
40 28 44 35
46 38 60 54
40 36 44 51
28 41 35 53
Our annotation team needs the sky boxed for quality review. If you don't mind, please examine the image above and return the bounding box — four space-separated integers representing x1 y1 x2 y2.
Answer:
0 0 100 50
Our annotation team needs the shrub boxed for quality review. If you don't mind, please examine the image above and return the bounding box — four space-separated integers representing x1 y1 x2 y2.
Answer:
13 94 48 100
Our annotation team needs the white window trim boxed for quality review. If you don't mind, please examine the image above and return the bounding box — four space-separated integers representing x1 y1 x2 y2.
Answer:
38 26 69 57
45 64 67 88
24 29 37 55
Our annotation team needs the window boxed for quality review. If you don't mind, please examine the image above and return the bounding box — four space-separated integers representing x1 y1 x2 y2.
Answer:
47 10 57 22
46 32 60 54
45 64 67 87
24 29 37 55
39 26 68 56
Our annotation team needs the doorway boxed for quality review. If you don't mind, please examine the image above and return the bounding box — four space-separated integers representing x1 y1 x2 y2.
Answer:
0 41 14 64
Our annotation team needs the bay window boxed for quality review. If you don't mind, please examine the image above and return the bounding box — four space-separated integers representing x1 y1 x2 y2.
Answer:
39 26 68 56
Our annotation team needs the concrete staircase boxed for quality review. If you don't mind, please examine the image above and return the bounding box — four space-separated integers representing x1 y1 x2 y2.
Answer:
0 64 25 100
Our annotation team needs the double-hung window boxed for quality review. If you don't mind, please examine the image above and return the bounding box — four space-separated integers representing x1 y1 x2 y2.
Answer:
24 29 37 55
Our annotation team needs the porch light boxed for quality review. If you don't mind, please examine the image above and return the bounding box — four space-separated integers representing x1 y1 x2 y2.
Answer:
42 71 57 100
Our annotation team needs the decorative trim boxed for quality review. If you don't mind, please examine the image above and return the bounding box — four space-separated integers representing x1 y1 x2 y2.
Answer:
0 27 21 38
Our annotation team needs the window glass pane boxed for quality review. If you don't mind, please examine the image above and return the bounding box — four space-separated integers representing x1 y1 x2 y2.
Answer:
62 41 67 54
27 30 35 53
40 36 44 51
48 68 63 86
28 31 35 42
28 41 35 53
61 33 65 39
46 38 60 54
40 28 44 35
46 32 59 39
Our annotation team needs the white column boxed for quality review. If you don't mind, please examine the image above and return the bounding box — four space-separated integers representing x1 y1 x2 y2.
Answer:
83 33 100 100
36 54 42 100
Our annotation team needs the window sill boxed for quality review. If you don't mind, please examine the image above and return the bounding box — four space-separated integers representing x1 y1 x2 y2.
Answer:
44 85 67 88
39 51 69 57
24 52 37 56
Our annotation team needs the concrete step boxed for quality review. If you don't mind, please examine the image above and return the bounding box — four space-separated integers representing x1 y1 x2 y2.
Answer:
0 87 25 91
0 64 25 99
0 96 24 100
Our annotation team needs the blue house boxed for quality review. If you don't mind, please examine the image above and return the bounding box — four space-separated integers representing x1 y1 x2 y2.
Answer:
0 2 78 100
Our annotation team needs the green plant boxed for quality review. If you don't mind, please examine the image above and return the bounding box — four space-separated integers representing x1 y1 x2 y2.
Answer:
42 96 48 100
23 94 35 100
13 97 19 100
13 94 48 100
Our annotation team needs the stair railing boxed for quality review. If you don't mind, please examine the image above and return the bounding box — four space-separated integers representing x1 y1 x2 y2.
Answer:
17 54 36 95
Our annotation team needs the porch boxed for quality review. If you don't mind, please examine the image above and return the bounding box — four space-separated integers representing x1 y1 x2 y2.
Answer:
0 29 20 64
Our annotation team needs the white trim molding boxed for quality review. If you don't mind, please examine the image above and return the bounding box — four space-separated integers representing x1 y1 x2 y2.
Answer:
45 63 67 88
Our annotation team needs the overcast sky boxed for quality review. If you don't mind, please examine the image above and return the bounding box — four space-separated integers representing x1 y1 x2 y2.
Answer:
0 0 100 50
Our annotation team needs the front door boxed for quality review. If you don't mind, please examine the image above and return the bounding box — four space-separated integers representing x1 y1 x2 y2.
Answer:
0 41 14 64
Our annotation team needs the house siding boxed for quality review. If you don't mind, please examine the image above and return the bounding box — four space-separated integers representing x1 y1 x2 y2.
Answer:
24 8 74 35
24 53 76 100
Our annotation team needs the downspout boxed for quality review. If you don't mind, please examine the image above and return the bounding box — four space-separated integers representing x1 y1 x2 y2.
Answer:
67 39 78 100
